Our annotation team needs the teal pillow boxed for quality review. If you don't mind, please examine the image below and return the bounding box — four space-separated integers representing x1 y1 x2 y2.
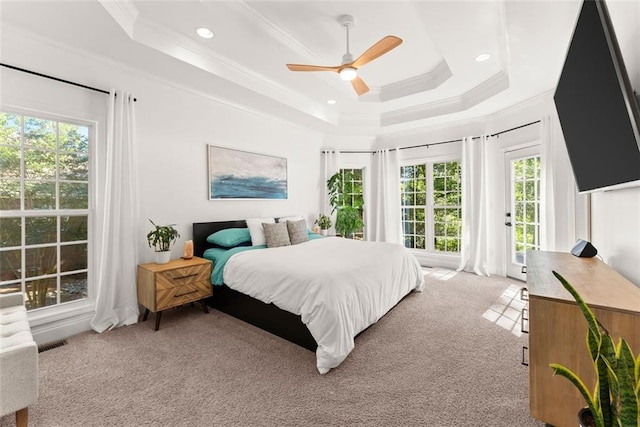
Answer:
308 231 323 240
206 228 252 248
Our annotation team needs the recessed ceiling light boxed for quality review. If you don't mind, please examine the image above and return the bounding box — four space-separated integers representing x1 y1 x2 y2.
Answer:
327 99 337 105
196 27 214 39
475 53 491 62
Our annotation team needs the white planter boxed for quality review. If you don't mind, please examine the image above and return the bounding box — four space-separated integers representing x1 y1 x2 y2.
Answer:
320 229 328 236
155 250 171 264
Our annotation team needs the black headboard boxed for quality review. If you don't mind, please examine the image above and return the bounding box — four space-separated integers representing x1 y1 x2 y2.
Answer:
193 220 247 258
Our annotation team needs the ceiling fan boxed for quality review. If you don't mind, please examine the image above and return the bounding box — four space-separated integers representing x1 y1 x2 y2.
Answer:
286 15 402 96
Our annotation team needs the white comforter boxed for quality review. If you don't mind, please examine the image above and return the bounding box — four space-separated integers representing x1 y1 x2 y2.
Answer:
222 237 425 374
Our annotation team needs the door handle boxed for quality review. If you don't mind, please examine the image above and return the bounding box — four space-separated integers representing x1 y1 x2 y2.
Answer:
505 212 512 227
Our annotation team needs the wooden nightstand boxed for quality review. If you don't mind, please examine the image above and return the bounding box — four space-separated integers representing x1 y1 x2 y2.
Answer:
137 256 213 331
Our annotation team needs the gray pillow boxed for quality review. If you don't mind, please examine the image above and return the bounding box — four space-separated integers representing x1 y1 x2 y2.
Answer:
262 222 291 248
287 219 309 245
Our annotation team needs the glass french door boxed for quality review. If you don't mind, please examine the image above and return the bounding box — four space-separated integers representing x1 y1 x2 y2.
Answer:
505 147 541 280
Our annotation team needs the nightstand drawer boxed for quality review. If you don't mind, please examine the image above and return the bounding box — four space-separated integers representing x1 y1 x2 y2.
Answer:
156 280 212 311
156 264 210 289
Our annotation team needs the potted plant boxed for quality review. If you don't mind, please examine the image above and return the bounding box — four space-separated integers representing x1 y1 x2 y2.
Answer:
314 214 332 236
327 171 364 239
334 205 363 239
146 219 180 264
549 271 639 427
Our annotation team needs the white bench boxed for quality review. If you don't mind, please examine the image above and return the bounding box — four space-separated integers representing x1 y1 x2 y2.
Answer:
0 293 38 427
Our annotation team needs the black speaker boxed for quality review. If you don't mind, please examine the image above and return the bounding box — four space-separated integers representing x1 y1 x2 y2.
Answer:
571 239 598 258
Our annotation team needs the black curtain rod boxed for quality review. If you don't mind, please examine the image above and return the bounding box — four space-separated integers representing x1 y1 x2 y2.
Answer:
1 63 137 102
324 119 542 154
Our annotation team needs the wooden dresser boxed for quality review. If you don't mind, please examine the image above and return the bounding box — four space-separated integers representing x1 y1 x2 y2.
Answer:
137 256 213 330
526 251 640 427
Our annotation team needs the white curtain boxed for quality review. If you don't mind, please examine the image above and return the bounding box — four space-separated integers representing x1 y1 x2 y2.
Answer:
457 136 490 275
369 149 402 244
540 112 578 251
321 150 341 218
540 115 557 251
90 90 140 333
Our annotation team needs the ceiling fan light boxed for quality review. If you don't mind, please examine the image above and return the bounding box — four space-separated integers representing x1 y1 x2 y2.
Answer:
339 67 357 81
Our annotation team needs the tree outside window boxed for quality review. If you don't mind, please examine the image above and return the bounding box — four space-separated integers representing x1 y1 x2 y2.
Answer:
339 168 364 239
512 156 540 264
0 112 90 310
400 160 462 253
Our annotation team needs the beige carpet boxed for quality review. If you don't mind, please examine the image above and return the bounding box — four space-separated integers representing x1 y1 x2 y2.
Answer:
1 269 544 426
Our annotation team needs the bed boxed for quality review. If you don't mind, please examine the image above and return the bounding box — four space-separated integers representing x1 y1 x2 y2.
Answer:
193 220 424 374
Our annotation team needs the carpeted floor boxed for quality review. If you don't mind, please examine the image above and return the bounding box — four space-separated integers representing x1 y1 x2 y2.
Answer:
1 269 544 426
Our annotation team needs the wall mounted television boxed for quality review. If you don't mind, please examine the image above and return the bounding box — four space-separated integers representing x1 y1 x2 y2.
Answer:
554 0 640 194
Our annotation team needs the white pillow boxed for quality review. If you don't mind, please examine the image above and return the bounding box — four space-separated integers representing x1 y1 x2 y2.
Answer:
277 215 305 224
246 217 275 246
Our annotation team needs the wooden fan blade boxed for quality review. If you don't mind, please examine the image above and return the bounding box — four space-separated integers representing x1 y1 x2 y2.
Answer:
286 64 341 72
351 77 369 96
352 35 403 68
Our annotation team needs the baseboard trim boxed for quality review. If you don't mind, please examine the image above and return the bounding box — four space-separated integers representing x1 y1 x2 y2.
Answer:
30 310 94 346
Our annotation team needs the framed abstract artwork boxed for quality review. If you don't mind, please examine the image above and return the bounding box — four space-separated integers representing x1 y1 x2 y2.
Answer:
208 145 288 199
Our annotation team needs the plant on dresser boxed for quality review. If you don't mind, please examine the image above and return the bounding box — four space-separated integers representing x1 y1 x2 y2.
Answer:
549 271 639 427
146 219 180 264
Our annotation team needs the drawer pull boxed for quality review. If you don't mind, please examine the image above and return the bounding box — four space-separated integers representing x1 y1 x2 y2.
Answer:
175 290 198 298
521 307 529 334
173 273 198 280
520 287 529 301
521 346 529 367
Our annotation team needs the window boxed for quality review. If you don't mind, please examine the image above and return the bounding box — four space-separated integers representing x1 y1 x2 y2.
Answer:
0 112 91 310
400 161 462 253
339 168 364 239
511 155 540 264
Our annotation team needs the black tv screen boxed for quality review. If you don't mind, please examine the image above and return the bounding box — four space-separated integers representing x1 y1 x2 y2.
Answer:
554 0 640 193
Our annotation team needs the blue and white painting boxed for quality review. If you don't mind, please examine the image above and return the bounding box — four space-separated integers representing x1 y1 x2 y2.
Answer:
208 146 288 199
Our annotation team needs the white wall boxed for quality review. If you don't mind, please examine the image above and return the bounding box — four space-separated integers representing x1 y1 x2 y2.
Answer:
588 0 640 285
1 26 324 342
134 82 324 263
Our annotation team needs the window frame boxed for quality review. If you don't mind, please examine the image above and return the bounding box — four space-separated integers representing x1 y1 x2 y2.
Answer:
400 154 462 254
0 108 96 315
509 152 541 265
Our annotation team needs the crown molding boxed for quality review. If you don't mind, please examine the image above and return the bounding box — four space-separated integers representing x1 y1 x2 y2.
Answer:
380 71 510 127
376 89 552 144
360 60 452 103
100 7 339 126
97 0 138 38
0 24 328 136
228 1 323 64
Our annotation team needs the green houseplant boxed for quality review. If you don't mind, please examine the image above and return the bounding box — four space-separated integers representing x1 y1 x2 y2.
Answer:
314 214 332 236
327 171 364 239
146 219 180 264
549 271 639 427
334 205 363 239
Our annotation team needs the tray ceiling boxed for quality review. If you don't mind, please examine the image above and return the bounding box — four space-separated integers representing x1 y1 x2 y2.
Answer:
0 0 584 136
